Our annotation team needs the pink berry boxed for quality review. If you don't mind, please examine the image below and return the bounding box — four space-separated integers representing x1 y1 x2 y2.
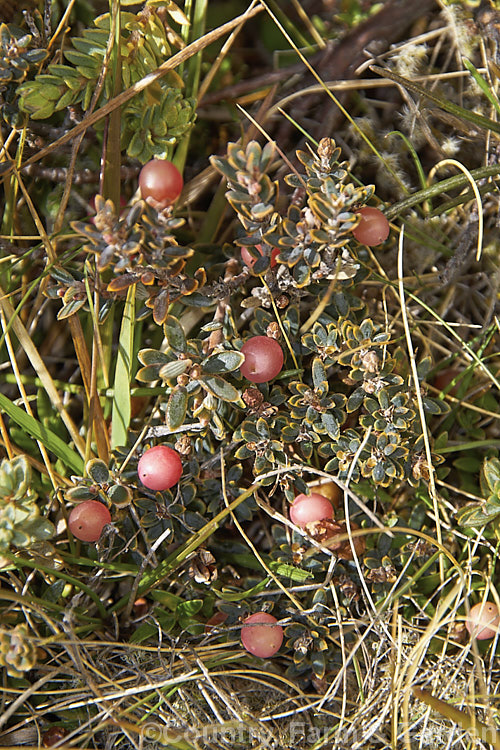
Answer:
352 206 390 246
241 244 280 270
137 445 182 492
138 445 183 491
138 159 183 208
466 602 500 640
68 500 111 542
240 336 284 384
289 492 335 528
241 612 283 657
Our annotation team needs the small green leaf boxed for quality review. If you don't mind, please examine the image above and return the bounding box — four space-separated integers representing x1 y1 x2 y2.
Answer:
136 364 162 383
158 360 190 380
64 49 100 68
311 650 326 679
164 315 187 352
201 376 240 402
483 457 500 495
201 350 245 374
50 268 78 285
149 590 182 609
138 348 171 366
347 389 365 413
312 357 327 390
86 459 110 484
129 622 157 644
455 503 500 528
422 397 449 415
176 599 203 617
321 412 340 440
57 298 87 319
251 202 274 220
111 285 135 449
268 562 313 582
107 484 132 506
66 486 96 501
167 387 188 430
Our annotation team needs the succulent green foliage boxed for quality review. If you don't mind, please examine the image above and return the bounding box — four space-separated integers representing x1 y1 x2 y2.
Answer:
137 314 244 435
0 23 46 126
0 456 54 566
133 480 207 547
0 624 38 677
66 458 132 508
130 591 204 643
210 138 367 300
0 23 46 84
127 138 449 495
286 357 347 440
50 137 450 567
124 88 196 162
211 141 279 250
234 417 287 479
52 197 204 325
279 138 370 287
17 9 195 161
455 456 500 530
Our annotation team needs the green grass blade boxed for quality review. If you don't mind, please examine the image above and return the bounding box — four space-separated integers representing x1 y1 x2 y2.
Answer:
0 392 84 474
111 284 135 448
174 0 207 172
3 551 108 620
462 57 500 117
186 0 207 100
386 130 428 192
371 64 500 135
385 163 500 219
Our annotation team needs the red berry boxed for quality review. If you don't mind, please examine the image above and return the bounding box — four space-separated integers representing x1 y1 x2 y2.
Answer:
289 492 335 528
241 244 280 270
138 159 183 208
241 612 283 657
68 500 111 542
138 445 183 491
240 336 284 384
42 727 68 747
352 206 390 246
466 602 500 640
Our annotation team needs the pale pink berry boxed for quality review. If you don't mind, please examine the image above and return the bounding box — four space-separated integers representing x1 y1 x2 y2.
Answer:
466 602 500 640
352 206 390 246
138 445 183 491
289 492 335 528
241 612 283 657
240 336 284 383
68 500 111 542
